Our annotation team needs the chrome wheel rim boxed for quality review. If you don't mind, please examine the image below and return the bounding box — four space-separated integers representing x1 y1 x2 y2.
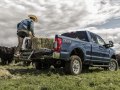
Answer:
72 59 80 74
109 61 116 71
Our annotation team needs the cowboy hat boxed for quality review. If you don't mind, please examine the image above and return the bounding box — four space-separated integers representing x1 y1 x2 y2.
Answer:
28 15 38 22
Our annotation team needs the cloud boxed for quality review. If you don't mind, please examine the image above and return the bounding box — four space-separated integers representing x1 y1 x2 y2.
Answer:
0 0 120 53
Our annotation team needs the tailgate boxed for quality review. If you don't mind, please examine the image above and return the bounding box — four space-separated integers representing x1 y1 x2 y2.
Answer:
17 37 61 61
18 49 54 61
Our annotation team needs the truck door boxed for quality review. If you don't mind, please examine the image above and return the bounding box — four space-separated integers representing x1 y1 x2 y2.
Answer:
96 35 110 62
90 33 110 62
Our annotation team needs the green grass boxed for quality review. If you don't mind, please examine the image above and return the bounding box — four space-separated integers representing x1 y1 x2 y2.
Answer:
0 66 120 90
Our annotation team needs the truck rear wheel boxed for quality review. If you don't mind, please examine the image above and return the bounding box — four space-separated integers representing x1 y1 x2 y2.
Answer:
35 62 50 70
35 62 42 70
64 55 82 75
108 59 118 71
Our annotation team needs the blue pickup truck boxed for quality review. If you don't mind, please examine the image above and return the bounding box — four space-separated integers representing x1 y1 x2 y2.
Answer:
18 31 118 75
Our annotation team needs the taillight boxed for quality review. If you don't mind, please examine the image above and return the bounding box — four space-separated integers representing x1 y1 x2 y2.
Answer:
54 37 62 52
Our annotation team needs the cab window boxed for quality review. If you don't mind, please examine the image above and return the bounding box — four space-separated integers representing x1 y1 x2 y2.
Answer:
96 36 105 46
62 31 89 42
90 33 98 43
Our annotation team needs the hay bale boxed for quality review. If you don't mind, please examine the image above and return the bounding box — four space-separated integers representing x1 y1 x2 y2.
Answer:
0 67 21 79
0 68 12 79
32 37 54 50
0 69 11 76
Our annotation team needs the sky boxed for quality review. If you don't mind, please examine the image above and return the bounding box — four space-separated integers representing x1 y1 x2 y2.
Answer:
0 0 120 53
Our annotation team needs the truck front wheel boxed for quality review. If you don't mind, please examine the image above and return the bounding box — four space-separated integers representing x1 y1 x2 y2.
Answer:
108 59 118 71
64 55 82 75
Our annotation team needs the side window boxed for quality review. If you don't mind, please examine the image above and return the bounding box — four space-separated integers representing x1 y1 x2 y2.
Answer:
97 36 105 46
90 33 98 43
76 32 89 42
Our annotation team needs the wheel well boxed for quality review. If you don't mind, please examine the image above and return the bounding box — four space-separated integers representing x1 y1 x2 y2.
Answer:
70 48 84 61
111 55 116 60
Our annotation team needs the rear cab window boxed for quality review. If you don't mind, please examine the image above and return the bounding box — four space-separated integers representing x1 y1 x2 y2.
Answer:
61 31 89 42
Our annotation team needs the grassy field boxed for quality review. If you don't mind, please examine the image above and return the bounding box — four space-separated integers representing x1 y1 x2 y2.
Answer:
0 65 120 90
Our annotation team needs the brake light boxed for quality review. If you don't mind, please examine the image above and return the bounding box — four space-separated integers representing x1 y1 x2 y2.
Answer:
54 37 62 52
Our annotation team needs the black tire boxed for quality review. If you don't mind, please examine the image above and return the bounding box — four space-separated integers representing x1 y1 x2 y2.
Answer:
64 55 82 75
54 63 62 69
43 63 50 69
35 62 50 70
108 59 118 71
35 62 42 70
54 65 61 69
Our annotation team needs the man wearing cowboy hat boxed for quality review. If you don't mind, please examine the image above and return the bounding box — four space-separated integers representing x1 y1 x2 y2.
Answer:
14 15 38 57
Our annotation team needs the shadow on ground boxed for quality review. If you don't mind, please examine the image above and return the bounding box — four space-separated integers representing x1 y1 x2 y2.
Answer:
6 66 104 76
7 67 65 76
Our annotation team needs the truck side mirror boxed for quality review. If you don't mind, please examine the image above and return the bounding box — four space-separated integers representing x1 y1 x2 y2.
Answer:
109 41 114 47
104 41 114 48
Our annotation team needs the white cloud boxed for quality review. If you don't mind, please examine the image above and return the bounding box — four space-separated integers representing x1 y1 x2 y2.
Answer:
0 0 120 53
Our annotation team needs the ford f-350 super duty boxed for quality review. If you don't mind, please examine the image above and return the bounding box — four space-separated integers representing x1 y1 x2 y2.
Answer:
17 31 118 75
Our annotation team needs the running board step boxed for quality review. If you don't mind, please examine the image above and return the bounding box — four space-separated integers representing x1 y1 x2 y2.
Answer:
92 65 109 67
